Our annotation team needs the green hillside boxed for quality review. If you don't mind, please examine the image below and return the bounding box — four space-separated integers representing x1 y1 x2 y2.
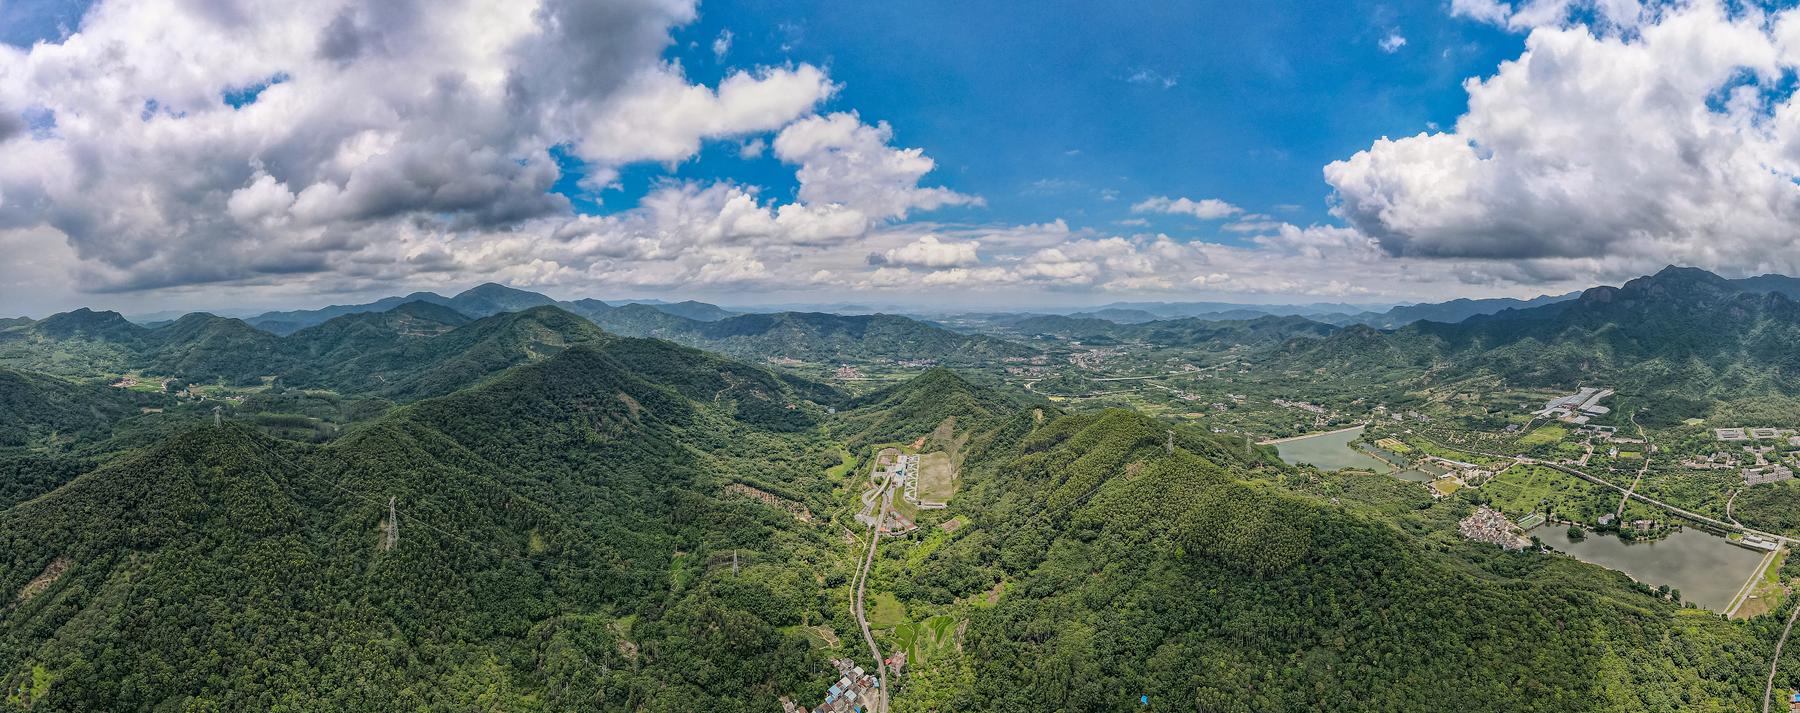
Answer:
4 298 1799 711
0 342 849 711
889 409 1765 711
1275 267 1800 405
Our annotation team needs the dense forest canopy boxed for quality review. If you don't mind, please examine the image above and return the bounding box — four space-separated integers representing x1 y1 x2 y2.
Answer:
7 269 1800 710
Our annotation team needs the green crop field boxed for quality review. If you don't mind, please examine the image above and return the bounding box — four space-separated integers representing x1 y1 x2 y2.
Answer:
893 615 960 666
1519 425 1568 447
1481 465 1612 521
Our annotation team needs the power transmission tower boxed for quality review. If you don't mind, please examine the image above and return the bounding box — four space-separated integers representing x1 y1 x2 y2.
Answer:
382 496 399 550
1166 430 1175 455
212 405 222 426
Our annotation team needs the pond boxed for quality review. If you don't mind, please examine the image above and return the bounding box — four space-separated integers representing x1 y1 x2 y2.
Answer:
1272 426 1392 473
1532 525 1767 612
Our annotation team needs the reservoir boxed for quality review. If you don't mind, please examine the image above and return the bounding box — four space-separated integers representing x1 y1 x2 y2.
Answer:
1532 526 1766 612
1272 426 1391 473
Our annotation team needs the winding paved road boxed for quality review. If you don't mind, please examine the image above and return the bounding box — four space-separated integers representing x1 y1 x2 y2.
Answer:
850 470 893 712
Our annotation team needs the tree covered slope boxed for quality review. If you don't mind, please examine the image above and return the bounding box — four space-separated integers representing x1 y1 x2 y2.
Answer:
1274 266 1800 401
0 340 850 711
892 408 1767 711
0 324 1792 712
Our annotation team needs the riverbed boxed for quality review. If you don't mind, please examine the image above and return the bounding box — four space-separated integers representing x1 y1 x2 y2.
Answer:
1532 525 1766 612
1273 426 1391 473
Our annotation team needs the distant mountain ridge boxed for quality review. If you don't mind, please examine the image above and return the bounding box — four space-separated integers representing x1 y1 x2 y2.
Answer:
4 293 1027 393
583 307 1037 364
989 313 1339 350
1332 292 1581 328
953 294 1581 330
239 284 737 335
1276 266 1800 404
0 304 615 400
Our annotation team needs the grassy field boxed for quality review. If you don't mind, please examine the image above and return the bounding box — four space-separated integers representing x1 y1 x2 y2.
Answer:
1375 437 1413 453
918 451 955 504
869 592 907 629
1733 548 1788 619
1480 464 1612 520
783 624 841 650
4 664 51 708
1519 424 1568 447
1407 436 1499 466
825 446 858 479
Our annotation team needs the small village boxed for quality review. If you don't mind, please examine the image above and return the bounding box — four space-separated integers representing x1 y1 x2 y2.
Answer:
782 658 882 713
1459 506 1528 551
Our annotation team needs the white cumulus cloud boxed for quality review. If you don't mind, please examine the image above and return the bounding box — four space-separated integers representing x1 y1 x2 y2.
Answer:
882 235 981 268
1327 1 1800 276
1131 195 1242 220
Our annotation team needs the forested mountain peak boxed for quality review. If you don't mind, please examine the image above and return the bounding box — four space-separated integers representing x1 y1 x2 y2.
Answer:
447 283 559 316
651 300 735 321
32 308 146 342
840 367 1038 444
294 300 471 337
1578 265 1739 305
0 329 847 709
149 312 269 341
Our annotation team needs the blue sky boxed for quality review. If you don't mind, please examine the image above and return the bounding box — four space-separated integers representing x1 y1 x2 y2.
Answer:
608 1 1522 242
5 0 1800 315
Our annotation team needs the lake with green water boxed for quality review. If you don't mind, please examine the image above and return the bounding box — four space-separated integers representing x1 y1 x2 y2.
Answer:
1273 427 1391 472
1532 526 1765 612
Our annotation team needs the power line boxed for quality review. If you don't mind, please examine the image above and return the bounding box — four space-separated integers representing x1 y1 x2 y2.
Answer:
233 425 632 575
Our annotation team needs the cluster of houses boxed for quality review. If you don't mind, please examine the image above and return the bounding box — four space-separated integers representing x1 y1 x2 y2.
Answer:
1744 465 1794 486
1459 506 1527 551
1534 387 1613 424
782 658 881 713
1596 513 1660 532
1683 451 1739 470
1272 398 1326 415
1713 427 1797 442
1373 404 1429 423
1067 348 1124 370
833 365 866 380
1682 428 1800 485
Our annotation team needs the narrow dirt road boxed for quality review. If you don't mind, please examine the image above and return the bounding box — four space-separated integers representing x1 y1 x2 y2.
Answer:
1615 416 1650 520
1764 596 1800 713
